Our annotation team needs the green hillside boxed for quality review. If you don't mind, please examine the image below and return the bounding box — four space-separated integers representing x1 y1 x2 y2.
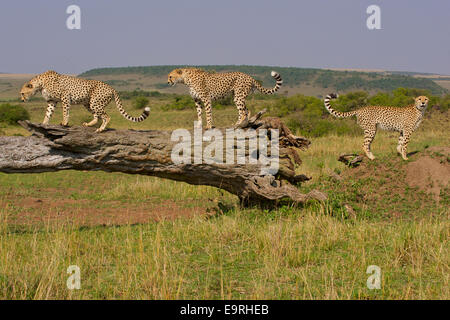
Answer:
80 65 448 95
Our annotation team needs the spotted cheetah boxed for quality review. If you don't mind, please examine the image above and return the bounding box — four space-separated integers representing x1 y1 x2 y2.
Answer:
324 93 429 160
20 70 150 132
167 68 282 129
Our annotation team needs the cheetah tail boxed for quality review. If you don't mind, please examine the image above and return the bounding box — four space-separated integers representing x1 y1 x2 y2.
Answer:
113 91 150 122
324 93 357 118
254 71 283 94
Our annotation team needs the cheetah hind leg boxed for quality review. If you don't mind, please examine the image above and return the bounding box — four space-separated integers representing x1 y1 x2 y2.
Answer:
400 131 411 160
234 112 249 128
95 113 110 133
83 115 99 127
396 132 404 156
362 129 376 160
204 100 215 129
61 104 70 126
82 104 99 127
234 98 249 128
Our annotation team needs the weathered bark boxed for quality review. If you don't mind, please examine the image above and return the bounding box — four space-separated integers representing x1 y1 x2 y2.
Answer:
338 153 364 167
0 113 326 207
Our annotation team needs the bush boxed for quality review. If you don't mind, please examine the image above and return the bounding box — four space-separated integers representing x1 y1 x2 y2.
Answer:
269 94 324 118
287 115 360 138
438 95 450 112
132 96 149 110
332 91 368 112
0 104 30 125
162 95 195 111
119 90 165 100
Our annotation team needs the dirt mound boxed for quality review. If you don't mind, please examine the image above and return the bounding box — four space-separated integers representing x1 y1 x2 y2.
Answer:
334 146 449 217
405 147 450 201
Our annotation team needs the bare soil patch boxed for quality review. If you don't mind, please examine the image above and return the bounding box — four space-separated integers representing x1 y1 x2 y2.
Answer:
405 147 450 201
0 196 208 227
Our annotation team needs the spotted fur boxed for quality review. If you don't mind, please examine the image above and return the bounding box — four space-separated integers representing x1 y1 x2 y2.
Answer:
324 93 429 160
19 70 150 132
167 68 282 128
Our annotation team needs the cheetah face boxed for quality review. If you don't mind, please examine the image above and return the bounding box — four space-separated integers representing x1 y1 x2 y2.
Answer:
414 96 429 111
19 80 39 102
167 69 184 86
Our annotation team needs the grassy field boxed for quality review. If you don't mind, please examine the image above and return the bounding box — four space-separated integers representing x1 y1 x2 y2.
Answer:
0 97 449 299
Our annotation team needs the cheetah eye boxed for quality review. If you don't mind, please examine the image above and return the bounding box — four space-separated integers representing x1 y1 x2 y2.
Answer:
26 84 32 88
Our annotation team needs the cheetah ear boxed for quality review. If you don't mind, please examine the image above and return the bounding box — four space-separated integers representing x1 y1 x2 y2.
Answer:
176 69 183 75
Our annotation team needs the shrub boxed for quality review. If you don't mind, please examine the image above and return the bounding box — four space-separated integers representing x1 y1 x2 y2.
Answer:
162 95 195 111
331 91 369 112
269 94 324 118
132 96 149 110
438 95 450 112
0 104 30 125
119 90 165 100
287 115 360 138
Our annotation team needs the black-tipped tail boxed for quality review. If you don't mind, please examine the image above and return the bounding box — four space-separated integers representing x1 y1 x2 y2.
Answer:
114 91 151 122
255 71 283 94
324 93 356 118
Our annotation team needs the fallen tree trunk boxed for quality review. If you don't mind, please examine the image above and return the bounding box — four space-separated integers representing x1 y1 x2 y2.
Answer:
0 113 326 207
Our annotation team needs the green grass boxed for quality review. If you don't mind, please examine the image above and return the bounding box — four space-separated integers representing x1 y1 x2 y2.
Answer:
1 206 448 299
0 97 448 300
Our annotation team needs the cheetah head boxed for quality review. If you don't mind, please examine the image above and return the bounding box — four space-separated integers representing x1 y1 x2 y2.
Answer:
167 69 185 86
20 78 40 102
414 96 429 111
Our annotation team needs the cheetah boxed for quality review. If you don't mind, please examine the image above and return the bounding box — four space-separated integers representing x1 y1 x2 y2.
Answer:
324 93 429 160
20 70 150 132
167 68 282 129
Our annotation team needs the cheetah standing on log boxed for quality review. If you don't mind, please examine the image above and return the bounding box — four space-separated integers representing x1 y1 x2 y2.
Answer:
20 71 150 132
324 93 429 160
167 68 282 128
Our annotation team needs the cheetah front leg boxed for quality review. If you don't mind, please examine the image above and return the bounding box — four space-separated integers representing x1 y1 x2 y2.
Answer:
42 102 56 125
194 98 203 128
362 128 377 160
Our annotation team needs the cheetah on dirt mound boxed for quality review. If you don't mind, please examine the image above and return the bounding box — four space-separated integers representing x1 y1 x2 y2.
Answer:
324 93 429 160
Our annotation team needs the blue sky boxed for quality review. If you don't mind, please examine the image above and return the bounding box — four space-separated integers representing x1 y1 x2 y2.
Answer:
0 0 449 74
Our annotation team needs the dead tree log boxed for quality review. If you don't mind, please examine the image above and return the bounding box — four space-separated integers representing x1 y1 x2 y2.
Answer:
338 153 364 167
0 112 326 207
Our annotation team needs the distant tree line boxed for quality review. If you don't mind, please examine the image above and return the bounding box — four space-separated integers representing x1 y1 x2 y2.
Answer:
80 65 447 95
